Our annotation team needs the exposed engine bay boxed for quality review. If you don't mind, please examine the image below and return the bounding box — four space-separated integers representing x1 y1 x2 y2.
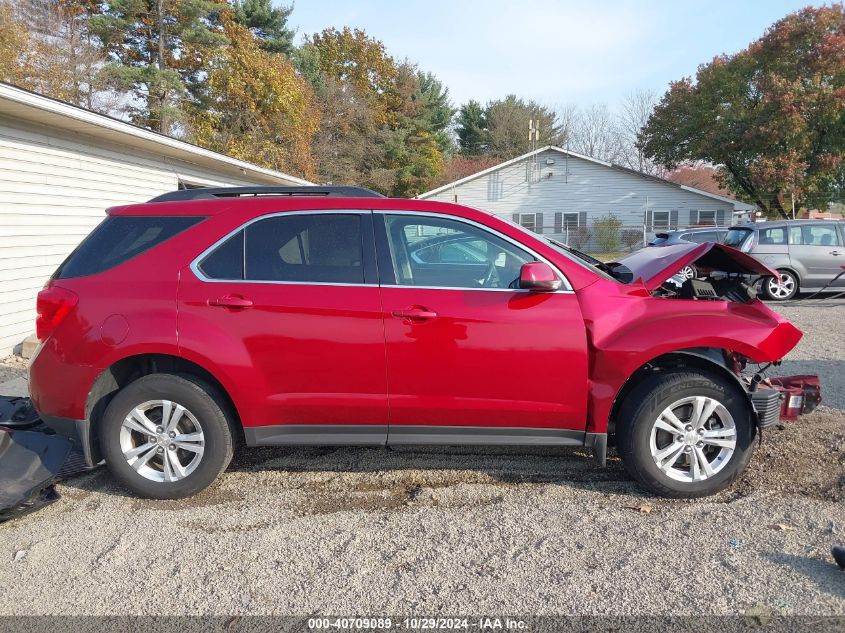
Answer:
597 241 780 304
653 274 759 303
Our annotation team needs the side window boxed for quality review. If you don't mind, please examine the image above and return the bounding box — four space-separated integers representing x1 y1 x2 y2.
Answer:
245 214 364 283
382 215 536 289
689 231 717 243
758 227 787 245
786 224 841 247
198 230 244 280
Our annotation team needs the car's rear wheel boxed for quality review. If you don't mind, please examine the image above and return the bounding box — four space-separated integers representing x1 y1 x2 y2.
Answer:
617 370 755 498
100 373 234 499
763 270 798 301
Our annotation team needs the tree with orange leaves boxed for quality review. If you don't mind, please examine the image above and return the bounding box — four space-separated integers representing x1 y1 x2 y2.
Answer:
641 5 845 218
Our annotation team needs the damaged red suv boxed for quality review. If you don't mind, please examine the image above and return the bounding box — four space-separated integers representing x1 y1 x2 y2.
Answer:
28 187 821 499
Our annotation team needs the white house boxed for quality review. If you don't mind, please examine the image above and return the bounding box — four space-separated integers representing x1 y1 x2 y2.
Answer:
0 82 311 356
420 146 755 247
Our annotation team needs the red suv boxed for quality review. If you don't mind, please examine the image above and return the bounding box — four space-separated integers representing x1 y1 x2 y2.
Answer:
28 187 820 499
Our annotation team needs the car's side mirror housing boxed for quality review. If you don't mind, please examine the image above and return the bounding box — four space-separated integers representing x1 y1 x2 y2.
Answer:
519 261 561 292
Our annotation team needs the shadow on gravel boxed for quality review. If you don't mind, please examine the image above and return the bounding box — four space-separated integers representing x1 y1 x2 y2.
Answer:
54 409 844 514
762 551 845 600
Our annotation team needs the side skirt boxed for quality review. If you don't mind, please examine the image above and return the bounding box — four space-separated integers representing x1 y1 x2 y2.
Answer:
244 424 607 463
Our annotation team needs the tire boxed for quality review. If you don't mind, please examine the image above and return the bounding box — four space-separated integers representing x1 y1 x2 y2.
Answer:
679 264 697 280
762 269 799 301
617 369 755 498
99 373 234 499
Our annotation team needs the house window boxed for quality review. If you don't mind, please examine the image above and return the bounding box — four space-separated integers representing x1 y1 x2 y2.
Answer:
518 213 536 233
652 211 670 230
487 172 503 201
563 212 580 229
694 210 716 225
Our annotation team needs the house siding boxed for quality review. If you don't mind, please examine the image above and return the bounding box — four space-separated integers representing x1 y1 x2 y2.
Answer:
0 115 274 355
422 149 736 242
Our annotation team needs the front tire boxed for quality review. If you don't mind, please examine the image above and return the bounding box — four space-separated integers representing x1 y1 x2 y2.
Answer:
617 370 755 498
100 373 234 499
763 270 799 301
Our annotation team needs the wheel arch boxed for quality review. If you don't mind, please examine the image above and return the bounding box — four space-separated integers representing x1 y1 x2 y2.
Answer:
85 353 242 463
607 347 751 436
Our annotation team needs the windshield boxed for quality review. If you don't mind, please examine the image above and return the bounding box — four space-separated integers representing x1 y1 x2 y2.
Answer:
544 238 622 283
724 228 753 249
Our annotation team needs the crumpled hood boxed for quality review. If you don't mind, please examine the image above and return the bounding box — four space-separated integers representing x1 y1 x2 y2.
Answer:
613 242 778 291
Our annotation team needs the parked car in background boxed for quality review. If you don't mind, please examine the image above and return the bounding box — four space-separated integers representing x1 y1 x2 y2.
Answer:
29 186 821 501
724 220 845 300
648 227 729 278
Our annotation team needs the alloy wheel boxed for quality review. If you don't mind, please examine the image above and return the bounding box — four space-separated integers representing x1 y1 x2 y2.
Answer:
767 273 795 299
119 399 205 483
679 265 696 280
649 395 737 483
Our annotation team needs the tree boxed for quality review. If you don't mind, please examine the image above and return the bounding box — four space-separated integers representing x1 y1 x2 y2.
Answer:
306 27 452 196
308 27 398 125
570 103 621 163
0 1 30 86
666 164 731 197
485 95 562 159
233 0 294 55
593 214 623 254
0 0 111 111
188 15 319 179
90 0 229 134
640 5 845 218
456 100 487 155
616 90 663 175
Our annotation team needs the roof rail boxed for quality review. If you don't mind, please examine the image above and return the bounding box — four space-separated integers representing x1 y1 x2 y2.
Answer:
148 185 385 203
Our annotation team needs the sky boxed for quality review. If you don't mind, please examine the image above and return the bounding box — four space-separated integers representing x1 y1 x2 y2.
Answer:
286 0 816 110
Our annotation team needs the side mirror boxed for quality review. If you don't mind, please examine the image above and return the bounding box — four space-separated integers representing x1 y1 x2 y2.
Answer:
519 261 561 292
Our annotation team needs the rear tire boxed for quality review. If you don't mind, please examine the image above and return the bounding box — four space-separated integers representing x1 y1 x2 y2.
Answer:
617 369 755 498
100 373 234 499
763 269 799 301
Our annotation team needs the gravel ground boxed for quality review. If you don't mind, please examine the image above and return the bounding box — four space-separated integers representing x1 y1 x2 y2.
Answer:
0 299 843 617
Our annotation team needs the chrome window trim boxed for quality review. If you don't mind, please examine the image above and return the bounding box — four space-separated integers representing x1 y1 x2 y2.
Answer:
190 209 374 285
190 208 574 292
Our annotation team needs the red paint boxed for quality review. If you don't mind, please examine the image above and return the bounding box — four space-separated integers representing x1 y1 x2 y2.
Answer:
28 195 811 437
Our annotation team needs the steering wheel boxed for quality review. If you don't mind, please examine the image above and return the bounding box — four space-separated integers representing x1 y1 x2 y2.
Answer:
481 261 500 288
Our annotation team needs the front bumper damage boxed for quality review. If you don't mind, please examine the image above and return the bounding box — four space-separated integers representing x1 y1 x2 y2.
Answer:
0 397 92 522
749 374 822 429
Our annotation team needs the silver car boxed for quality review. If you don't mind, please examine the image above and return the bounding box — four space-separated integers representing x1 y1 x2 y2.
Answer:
724 220 845 300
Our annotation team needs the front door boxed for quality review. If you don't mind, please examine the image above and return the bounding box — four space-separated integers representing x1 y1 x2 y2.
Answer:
178 211 388 445
374 212 589 444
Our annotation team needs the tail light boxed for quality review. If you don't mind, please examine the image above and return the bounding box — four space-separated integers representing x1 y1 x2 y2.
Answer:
36 283 78 342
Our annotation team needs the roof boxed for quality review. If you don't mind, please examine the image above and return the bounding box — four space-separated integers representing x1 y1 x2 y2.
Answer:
419 145 756 211
0 82 312 186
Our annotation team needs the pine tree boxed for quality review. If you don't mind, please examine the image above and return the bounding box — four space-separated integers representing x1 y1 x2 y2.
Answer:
89 0 228 134
232 0 294 55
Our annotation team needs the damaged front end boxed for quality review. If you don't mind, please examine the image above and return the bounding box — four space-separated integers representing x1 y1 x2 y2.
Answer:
592 242 824 433
745 369 822 429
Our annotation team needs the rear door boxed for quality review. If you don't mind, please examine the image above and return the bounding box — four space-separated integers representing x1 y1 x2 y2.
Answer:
178 211 388 445
788 223 845 288
375 211 589 444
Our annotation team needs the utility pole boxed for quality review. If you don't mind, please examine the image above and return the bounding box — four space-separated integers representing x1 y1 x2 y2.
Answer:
791 193 796 220
528 119 540 182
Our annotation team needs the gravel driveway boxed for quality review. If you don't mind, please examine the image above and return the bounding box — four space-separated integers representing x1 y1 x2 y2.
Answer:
0 299 843 617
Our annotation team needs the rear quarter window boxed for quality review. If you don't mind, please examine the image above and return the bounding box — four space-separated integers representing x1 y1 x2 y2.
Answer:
54 216 204 279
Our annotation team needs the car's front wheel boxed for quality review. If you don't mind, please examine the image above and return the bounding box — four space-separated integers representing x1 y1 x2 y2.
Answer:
100 373 234 499
617 369 755 498
763 270 799 301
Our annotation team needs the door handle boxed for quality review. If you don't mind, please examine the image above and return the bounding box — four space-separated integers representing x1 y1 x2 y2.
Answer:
208 294 253 308
392 306 438 321
831 251 842 256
